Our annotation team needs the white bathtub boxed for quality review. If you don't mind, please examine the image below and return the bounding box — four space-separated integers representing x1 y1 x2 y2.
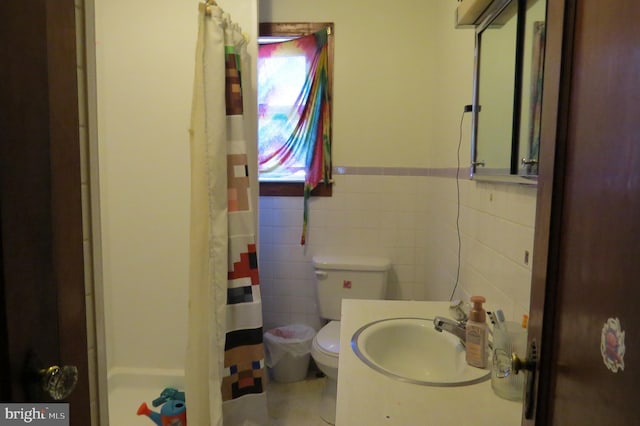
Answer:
107 368 185 426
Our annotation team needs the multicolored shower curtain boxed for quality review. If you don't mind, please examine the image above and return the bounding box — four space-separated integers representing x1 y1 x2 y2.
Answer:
186 3 268 425
257 30 332 244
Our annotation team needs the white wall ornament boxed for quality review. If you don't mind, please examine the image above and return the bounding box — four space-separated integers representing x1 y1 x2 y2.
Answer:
601 317 625 373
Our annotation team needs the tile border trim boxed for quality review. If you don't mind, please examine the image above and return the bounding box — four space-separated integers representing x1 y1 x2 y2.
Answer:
333 166 471 179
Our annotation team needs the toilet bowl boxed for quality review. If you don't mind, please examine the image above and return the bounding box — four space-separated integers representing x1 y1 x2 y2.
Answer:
310 255 390 425
311 320 340 424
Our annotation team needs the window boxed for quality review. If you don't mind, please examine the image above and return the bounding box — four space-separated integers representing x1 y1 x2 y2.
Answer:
258 23 334 197
258 50 308 182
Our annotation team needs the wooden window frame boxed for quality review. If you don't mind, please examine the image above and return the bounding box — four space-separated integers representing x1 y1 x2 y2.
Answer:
258 22 334 197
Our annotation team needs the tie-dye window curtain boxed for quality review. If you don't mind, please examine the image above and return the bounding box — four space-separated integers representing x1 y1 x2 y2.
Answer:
258 29 332 245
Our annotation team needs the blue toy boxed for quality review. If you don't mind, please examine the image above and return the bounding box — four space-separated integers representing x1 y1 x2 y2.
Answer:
137 388 187 426
152 388 186 407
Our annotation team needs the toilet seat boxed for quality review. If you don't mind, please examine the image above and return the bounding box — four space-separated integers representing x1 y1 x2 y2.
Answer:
315 321 341 355
311 321 340 370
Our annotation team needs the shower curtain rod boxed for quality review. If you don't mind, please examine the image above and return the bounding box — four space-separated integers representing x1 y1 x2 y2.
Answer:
200 0 218 16
198 1 250 43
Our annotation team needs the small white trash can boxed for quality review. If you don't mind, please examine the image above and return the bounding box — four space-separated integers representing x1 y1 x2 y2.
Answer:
264 324 316 383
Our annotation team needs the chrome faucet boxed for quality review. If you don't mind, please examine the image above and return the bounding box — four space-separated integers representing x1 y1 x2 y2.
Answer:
433 316 467 344
432 300 469 343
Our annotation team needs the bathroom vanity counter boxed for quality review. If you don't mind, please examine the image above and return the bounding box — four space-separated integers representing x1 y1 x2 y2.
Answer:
336 300 523 426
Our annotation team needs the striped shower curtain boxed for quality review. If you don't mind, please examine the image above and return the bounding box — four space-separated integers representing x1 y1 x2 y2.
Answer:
186 3 268 425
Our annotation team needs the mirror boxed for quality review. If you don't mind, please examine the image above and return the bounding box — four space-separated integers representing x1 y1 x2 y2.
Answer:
518 0 546 176
471 0 546 184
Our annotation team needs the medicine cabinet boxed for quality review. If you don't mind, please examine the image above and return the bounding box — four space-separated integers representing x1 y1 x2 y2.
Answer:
470 0 547 184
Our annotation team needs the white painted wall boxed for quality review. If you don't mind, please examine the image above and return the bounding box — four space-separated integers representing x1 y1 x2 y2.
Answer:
95 0 192 372
261 0 440 168
94 0 258 372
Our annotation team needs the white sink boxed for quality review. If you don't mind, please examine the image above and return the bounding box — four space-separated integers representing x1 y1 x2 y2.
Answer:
351 317 490 387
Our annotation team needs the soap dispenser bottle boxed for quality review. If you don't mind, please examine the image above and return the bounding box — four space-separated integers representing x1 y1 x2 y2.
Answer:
465 296 488 368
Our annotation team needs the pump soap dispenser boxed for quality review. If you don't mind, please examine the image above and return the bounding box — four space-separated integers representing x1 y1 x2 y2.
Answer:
465 295 488 368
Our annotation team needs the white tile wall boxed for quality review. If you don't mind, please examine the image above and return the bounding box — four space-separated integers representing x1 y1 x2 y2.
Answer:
259 172 537 332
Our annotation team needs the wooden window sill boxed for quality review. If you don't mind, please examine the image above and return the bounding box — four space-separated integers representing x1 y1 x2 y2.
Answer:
259 182 333 197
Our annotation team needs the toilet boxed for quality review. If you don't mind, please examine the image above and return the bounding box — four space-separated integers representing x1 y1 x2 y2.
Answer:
310 255 390 424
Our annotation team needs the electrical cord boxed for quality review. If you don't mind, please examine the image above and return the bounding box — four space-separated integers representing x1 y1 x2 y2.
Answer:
449 106 471 301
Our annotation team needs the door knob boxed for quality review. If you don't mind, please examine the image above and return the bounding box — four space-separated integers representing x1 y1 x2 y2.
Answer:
39 365 78 400
511 352 536 374
492 347 536 377
492 341 538 418
517 340 538 419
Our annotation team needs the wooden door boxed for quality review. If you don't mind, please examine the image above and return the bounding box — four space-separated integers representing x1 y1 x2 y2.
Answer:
527 0 640 424
0 1 91 424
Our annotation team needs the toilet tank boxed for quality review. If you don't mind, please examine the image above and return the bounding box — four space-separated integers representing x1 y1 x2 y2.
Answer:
313 255 391 321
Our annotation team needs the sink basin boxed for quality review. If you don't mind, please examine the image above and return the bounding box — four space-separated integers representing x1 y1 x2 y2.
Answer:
351 317 490 387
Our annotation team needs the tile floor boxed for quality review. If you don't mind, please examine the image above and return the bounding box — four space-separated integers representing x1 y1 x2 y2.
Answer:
266 373 328 426
108 371 328 425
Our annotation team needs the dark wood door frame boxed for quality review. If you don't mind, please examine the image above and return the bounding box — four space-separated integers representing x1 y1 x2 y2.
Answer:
0 1 90 424
525 0 579 422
